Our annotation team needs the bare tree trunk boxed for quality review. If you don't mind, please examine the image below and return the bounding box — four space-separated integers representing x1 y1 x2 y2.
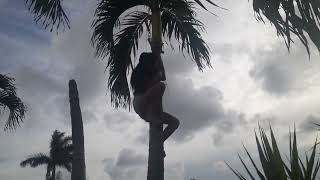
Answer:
69 80 86 180
52 165 56 180
147 1 164 180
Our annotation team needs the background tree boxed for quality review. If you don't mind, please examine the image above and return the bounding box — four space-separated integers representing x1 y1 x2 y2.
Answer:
0 74 26 131
20 130 73 180
69 80 86 180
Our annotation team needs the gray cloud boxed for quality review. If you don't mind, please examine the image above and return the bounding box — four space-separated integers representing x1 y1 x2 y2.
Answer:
115 149 146 167
0 157 8 164
212 111 247 146
249 44 319 96
164 75 225 142
103 148 147 180
299 115 320 133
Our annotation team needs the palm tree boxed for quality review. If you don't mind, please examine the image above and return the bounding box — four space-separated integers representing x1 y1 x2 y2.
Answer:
91 1 216 180
0 74 26 131
69 80 86 180
20 130 73 180
90 0 216 108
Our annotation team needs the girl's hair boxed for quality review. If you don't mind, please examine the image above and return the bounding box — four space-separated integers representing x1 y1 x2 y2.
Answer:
131 52 157 94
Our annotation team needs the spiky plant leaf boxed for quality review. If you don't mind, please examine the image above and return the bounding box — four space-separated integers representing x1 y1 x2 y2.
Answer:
238 153 256 180
269 127 287 180
229 125 320 180
289 128 301 180
243 145 266 180
225 162 248 180
25 0 69 31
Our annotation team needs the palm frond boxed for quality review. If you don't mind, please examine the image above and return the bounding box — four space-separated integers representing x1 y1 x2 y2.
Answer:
0 74 26 131
25 0 70 32
61 135 72 147
161 5 211 70
50 130 66 157
49 130 73 167
0 74 16 93
251 0 320 54
20 153 51 168
0 91 26 131
161 0 195 15
107 11 151 108
193 0 224 11
91 0 149 59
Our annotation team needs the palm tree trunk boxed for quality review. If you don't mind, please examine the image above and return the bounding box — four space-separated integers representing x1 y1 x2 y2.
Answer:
52 165 56 180
147 1 164 180
69 80 86 180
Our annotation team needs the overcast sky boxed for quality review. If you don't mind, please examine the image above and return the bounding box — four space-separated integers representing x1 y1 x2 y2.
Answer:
1 0 320 180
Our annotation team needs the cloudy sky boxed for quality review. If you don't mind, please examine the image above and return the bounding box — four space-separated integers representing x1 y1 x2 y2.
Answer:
1 0 320 180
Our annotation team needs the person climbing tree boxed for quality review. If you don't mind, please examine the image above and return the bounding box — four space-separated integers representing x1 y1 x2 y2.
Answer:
131 52 180 156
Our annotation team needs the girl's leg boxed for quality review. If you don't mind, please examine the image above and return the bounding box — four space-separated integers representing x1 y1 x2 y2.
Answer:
143 82 166 123
161 112 180 141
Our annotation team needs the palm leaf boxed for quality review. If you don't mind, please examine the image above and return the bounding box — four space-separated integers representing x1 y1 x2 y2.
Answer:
0 74 26 131
91 0 151 108
61 135 72 147
0 74 16 93
193 0 224 11
25 0 69 32
50 130 66 157
20 153 51 167
101 11 151 108
0 91 26 131
91 0 149 59
161 5 211 71
251 0 320 54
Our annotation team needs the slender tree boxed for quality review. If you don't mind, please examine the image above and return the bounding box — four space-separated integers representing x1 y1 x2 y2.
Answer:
0 74 26 131
91 1 215 180
20 130 73 180
69 79 86 180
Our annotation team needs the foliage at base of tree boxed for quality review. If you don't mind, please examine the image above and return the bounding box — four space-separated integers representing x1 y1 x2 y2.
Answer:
227 126 320 180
